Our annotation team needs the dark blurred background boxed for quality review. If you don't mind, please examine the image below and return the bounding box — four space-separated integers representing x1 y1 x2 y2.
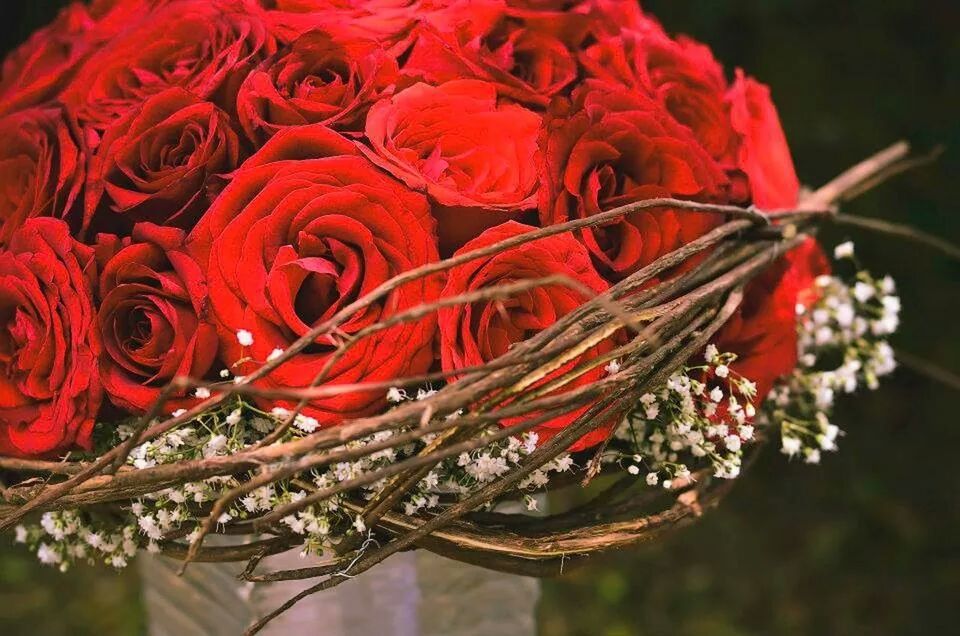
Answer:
1 2 958 635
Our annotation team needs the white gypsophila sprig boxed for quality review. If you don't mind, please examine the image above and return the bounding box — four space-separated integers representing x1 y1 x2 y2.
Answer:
769 242 899 462
606 349 758 485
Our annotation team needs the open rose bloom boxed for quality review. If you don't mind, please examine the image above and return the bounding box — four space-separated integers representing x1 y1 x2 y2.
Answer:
1 0 913 595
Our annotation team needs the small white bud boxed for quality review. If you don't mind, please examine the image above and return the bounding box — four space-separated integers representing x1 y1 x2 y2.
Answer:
833 241 854 259
236 329 254 347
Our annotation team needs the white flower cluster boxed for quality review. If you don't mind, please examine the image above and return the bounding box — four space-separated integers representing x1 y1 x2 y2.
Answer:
765 242 900 463
14 511 138 571
606 345 759 485
14 390 577 569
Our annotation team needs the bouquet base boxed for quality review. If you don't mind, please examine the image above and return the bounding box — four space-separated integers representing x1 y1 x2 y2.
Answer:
140 546 539 636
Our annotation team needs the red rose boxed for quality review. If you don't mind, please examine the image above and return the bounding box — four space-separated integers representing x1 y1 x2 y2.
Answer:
581 26 739 166
439 221 616 451
727 70 800 209
717 238 830 400
265 0 421 51
84 88 243 234
0 218 101 458
0 3 96 116
362 80 542 254
0 106 84 245
236 30 399 145
402 8 587 106
189 124 440 424
95 223 218 413
61 0 276 131
538 80 728 279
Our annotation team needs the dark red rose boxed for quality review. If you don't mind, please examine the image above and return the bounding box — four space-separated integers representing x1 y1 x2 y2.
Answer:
61 0 276 131
188 124 441 424
0 218 101 458
581 26 739 166
727 70 800 209
84 88 243 234
0 3 97 116
0 106 84 245
538 80 729 280
717 237 830 400
362 80 542 254
402 8 588 107
439 221 616 451
94 223 218 413
237 30 399 145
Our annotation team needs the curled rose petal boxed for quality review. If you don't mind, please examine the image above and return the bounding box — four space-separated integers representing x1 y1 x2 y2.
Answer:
0 218 101 458
439 221 617 451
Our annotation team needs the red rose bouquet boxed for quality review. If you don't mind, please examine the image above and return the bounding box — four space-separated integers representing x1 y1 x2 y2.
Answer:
0 1 942 631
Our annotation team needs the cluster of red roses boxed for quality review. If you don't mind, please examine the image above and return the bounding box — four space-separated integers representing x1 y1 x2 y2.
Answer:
0 0 827 458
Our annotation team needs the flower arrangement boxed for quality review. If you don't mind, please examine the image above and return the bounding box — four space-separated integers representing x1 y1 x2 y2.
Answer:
0 1 950 633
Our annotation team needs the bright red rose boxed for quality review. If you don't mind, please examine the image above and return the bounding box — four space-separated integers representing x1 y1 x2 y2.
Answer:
0 218 102 458
439 221 616 451
237 30 399 145
402 7 588 107
84 88 243 234
0 3 96 116
727 70 801 209
189 124 440 424
94 223 218 413
265 0 421 52
61 0 276 131
581 26 739 166
0 106 84 245
362 80 542 254
539 80 728 280
717 238 830 400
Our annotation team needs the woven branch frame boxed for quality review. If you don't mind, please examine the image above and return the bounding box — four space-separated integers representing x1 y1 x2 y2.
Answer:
0 142 929 634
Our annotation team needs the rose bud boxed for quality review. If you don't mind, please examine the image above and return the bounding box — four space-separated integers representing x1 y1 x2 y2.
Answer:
188 124 441 425
538 80 729 280
84 88 243 234
61 0 276 131
0 106 84 245
438 221 618 451
0 219 102 458
362 80 542 254
95 223 219 413
236 29 399 146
